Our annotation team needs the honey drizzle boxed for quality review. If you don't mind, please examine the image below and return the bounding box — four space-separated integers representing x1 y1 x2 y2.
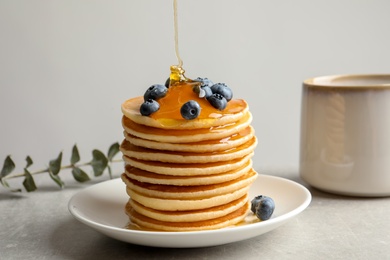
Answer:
142 0 244 123
170 0 188 86
173 0 183 68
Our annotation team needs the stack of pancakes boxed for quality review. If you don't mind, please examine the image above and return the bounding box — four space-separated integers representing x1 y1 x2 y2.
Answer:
120 96 257 231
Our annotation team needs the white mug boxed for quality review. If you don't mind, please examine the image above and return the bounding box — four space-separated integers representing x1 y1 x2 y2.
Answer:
300 74 390 196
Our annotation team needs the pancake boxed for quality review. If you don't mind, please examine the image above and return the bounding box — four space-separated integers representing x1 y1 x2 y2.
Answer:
120 78 258 231
126 194 248 222
123 160 253 186
120 137 257 163
122 96 249 130
121 169 257 199
123 125 254 153
122 112 252 143
122 152 254 176
126 185 250 211
125 202 250 232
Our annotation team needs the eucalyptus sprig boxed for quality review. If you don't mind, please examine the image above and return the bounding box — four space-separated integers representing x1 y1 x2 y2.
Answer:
0 142 121 192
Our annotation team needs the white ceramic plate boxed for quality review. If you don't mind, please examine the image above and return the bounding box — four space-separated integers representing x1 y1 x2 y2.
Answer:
68 175 311 248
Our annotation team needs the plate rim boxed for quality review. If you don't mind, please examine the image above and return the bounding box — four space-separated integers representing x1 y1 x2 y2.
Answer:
68 174 311 246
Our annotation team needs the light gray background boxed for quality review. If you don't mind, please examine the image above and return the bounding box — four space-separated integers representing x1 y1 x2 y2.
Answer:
1 0 389 177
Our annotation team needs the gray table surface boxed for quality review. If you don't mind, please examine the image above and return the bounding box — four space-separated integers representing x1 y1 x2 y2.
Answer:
1 168 389 260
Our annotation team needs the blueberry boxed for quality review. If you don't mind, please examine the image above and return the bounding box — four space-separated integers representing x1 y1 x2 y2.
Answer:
207 93 227 110
144 84 167 101
251 195 275 221
180 100 201 120
140 99 160 116
193 85 213 99
165 78 170 88
210 83 233 101
194 77 214 88
202 86 213 99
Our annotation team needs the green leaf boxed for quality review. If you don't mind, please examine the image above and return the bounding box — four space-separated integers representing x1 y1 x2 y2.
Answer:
71 144 80 165
107 165 113 179
71 167 90 182
23 169 37 192
107 142 120 161
1 178 10 188
49 171 64 188
25 156 33 169
49 152 62 175
0 178 21 192
91 149 108 177
1 156 15 178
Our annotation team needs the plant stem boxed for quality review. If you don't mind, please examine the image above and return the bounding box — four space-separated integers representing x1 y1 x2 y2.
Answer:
2 159 123 181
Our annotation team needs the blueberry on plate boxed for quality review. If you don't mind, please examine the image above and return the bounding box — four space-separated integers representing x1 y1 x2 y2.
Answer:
251 195 275 221
210 83 233 101
207 93 227 110
194 77 214 88
144 84 168 101
140 99 160 116
181 100 201 120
